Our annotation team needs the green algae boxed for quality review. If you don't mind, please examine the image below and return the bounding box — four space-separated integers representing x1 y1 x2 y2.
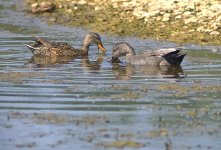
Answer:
0 72 46 83
16 142 37 148
147 128 169 138
110 91 142 100
158 83 221 98
31 112 111 125
98 140 145 148
159 83 221 93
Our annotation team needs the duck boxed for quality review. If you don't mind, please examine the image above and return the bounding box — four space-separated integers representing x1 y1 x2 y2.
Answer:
110 42 186 66
24 32 106 56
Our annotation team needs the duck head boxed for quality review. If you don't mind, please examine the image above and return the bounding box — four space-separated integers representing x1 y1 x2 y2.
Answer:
110 42 136 63
83 32 106 53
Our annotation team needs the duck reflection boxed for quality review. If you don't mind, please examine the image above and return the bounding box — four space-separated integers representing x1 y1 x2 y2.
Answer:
27 54 104 71
28 55 75 67
81 54 104 72
112 63 185 80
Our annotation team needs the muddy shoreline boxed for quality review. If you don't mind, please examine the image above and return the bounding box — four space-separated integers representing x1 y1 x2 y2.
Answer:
25 0 221 45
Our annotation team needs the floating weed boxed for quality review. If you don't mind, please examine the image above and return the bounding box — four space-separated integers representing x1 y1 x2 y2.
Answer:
16 142 36 148
0 72 46 83
98 140 145 148
111 91 142 100
31 112 111 125
3 124 13 128
186 110 198 118
8 111 29 120
147 128 169 138
158 83 221 97
32 113 70 124
109 85 132 90
119 133 135 139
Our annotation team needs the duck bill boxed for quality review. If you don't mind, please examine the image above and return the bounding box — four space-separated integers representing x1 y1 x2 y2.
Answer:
97 43 106 53
110 57 121 63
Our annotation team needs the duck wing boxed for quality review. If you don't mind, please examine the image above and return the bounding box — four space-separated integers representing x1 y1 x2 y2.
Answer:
144 48 181 57
144 48 185 65
25 37 77 56
48 42 79 56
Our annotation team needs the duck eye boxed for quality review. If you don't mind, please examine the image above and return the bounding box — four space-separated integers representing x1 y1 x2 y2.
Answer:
113 47 119 52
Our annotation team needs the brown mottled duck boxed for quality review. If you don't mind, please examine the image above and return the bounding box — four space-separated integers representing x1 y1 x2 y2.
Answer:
25 32 106 56
110 42 186 66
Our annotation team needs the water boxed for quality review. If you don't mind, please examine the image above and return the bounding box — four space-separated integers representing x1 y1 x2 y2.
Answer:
0 0 221 150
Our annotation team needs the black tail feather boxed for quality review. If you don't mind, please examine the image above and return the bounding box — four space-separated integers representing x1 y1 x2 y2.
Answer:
163 53 186 65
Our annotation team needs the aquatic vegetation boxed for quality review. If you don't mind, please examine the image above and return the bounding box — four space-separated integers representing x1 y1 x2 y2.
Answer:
16 142 37 148
158 83 221 97
0 72 46 83
98 140 145 148
110 91 142 100
31 112 111 125
147 128 169 138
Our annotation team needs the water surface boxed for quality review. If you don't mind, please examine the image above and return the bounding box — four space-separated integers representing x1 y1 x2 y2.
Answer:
0 0 221 150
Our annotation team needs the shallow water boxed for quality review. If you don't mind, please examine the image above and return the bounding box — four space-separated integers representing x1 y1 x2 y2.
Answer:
0 0 221 150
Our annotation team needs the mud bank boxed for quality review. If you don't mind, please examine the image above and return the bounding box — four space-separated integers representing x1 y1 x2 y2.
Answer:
25 0 221 44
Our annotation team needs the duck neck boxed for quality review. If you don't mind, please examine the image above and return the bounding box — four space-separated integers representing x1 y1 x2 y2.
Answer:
80 43 91 55
126 51 136 63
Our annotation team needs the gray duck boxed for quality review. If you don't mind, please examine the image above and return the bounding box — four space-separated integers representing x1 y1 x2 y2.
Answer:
110 42 186 66
25 32 106 56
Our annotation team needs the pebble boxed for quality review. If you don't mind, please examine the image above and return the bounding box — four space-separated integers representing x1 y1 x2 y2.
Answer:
175 15 181 19
31 3 38 8
210 31 220 35
162 13 170 22
182 11 193 18
78 0 87 5
188 29 195 33
196 26 204 32
184 17 197 24
204 29 213 33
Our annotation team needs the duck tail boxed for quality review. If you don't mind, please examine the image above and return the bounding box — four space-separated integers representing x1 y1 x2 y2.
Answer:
163 53 186 65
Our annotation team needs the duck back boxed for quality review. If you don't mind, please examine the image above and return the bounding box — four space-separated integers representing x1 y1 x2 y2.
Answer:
126 55 164 66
